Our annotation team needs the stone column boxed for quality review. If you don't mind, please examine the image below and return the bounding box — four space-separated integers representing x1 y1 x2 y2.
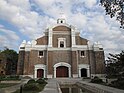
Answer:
69 88 72 93
48 29 52 47
87 68 90 77
54 67 56 78
71 28 76 47
78 68 81 77
34 69 37 78
43 68 46 78
69 67 71 78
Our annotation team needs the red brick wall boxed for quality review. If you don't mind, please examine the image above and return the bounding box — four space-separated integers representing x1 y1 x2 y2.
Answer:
94 51 105 74
76 36 88 45
23 51 30 75
17 51 25 75
71 51 78 74
48 51 53 74
52 34 71 47
53 26 71 31
36 36 48 45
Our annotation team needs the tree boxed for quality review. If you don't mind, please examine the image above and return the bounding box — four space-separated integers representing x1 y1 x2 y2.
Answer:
100 0 124 28
0 48 18 75
106 51 124 78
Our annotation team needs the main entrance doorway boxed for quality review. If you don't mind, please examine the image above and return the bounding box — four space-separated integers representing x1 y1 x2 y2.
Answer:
56 66 68 77
81 68 87 77
37 69 44 78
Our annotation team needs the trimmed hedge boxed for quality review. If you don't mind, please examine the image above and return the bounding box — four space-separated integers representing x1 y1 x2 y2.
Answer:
27 79 36 84
23 83 40 91
90 76 104 84
36 78 47 84
21 78 47 92
0 75 20 81
109 77 124 89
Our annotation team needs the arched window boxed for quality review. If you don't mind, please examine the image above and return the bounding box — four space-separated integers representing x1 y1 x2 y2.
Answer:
80 51 85 57
58 38 66 48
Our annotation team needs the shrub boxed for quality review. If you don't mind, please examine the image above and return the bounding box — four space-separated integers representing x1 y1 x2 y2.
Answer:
23 83 40 91
22 76 31 79
44 78 48 80
0 75 20 81
0 75 5 80
27 79 36 84
110 79 124 89
36 78 47 84
9 75 19 79
90 76 103 84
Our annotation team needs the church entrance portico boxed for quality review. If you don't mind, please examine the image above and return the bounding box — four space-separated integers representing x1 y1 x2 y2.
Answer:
78 64 90 77
56 66 68 77
53 62 71 78
81 68 87 77
34 64 46 78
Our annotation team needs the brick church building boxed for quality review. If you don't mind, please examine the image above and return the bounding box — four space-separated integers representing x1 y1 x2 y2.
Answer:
17 17 105 78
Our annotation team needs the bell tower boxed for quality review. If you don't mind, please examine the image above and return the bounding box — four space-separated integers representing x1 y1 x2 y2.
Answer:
57 13 66 24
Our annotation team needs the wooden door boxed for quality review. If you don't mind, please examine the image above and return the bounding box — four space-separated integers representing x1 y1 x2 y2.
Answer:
37 69 44 78
56 66 68 77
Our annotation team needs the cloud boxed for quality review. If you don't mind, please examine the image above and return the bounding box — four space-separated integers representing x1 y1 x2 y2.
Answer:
0 0 124 58
84 0 97 8
0 24 20 49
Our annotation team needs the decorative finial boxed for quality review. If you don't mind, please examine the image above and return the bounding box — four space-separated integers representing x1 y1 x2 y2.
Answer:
57 12 66 24
59 12 66 19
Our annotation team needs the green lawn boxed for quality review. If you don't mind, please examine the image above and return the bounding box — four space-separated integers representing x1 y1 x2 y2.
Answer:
0 83 19 88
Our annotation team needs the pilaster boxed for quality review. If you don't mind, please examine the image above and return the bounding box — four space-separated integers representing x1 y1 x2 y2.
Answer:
48 29 53 47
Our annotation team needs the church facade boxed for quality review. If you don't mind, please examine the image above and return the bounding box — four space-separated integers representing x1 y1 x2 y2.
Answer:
17 18 105 78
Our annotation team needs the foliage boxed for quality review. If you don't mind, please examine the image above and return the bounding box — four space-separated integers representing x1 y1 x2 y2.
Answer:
13 79 47 93
0 75 20 81
23 83 40 91
106 51 124 78
22 76 32 79
90 76 104 83
0 48 18 75
36 78 47 84
109 77 124 89
100 0 124 28
0 83 19 88
27 79 36 84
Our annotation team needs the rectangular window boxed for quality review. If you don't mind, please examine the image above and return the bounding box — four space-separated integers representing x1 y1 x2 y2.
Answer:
80 51 85 57
39 51 44 57
60 41 64 48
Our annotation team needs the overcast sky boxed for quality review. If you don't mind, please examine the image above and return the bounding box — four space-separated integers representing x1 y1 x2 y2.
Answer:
0 0 124 58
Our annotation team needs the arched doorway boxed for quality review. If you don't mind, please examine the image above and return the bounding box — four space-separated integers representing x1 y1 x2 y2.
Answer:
53 62 71 78
37 69 44 78
81 68 87 77
56 66 68 77
34 64 46 78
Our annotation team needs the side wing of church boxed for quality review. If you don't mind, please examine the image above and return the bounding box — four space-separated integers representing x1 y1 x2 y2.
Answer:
17 18 105 78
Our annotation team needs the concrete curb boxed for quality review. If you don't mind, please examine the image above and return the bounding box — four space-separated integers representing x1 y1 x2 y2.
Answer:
77 81 124 93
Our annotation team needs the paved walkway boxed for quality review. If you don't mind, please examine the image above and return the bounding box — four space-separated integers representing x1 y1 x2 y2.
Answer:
0 78 124 93
39 79 61 93
39 78 82 93
0 79 29 93
42 78 124 93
